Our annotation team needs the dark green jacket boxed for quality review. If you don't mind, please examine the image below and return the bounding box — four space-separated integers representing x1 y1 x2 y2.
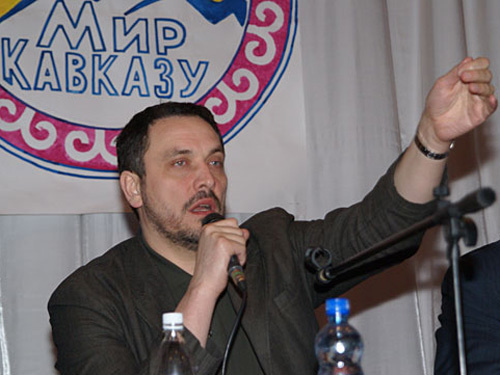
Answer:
48 164 435 375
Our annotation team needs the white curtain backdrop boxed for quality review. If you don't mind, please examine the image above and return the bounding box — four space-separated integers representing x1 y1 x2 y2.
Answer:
2 1 500 374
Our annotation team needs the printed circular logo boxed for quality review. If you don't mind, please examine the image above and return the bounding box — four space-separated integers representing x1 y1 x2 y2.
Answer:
0 0 297 178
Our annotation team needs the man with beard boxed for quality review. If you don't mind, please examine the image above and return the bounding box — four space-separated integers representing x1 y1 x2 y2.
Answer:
48 57 497 375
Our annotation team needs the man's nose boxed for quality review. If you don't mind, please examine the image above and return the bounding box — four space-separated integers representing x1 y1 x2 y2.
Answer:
194 163 216 190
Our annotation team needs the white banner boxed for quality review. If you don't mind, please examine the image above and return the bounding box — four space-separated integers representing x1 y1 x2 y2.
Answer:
0 0 305 214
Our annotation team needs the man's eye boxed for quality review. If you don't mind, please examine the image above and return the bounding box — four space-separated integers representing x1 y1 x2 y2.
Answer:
173 160 186 167
209 160 223 167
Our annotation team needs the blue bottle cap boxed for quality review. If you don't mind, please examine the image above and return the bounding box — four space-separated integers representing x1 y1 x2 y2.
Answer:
325 298 350 316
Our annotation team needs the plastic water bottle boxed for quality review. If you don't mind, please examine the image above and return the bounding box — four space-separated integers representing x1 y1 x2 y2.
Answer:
152 312 194 375
315 298 364 375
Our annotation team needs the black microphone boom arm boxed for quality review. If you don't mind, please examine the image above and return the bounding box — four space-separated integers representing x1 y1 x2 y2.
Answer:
315 187 496 286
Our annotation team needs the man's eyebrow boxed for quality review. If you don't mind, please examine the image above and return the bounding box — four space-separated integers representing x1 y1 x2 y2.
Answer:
210 146 225 156
164 146 224 158
166 149 192 158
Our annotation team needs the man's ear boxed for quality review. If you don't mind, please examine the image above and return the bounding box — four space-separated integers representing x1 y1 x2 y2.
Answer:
119 171 143 209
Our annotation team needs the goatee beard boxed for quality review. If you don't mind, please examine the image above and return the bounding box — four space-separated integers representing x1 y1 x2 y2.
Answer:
160 228 199 252
143 203 200 252
143 189 224 252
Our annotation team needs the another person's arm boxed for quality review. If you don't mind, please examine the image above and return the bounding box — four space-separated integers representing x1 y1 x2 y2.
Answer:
435 242 500 374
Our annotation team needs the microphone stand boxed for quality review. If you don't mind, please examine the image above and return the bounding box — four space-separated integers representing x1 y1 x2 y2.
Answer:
308 187 496 375
448 215 469 375
438 185 478 375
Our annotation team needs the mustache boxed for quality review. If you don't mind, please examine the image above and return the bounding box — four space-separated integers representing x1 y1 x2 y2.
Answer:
183 190 222 213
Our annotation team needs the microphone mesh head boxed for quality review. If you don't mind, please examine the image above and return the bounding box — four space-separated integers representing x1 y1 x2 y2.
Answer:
202 213 224 225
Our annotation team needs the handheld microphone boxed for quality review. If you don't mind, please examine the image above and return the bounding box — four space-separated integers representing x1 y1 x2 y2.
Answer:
202 213 247 292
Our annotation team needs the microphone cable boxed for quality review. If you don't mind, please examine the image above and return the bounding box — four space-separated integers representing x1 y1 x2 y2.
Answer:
221 288 247 375
201 213 248 374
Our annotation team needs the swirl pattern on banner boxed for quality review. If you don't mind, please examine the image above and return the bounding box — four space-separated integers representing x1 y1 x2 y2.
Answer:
0 0 297 178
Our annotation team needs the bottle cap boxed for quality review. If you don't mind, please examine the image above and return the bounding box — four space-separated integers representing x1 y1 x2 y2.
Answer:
325 298 350 316
162 312 183 328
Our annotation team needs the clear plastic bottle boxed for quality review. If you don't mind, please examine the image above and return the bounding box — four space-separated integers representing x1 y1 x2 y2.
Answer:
315 298 364 375
152 312 194 375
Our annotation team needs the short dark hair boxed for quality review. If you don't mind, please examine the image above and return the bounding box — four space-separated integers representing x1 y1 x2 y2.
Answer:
116 102 224 177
